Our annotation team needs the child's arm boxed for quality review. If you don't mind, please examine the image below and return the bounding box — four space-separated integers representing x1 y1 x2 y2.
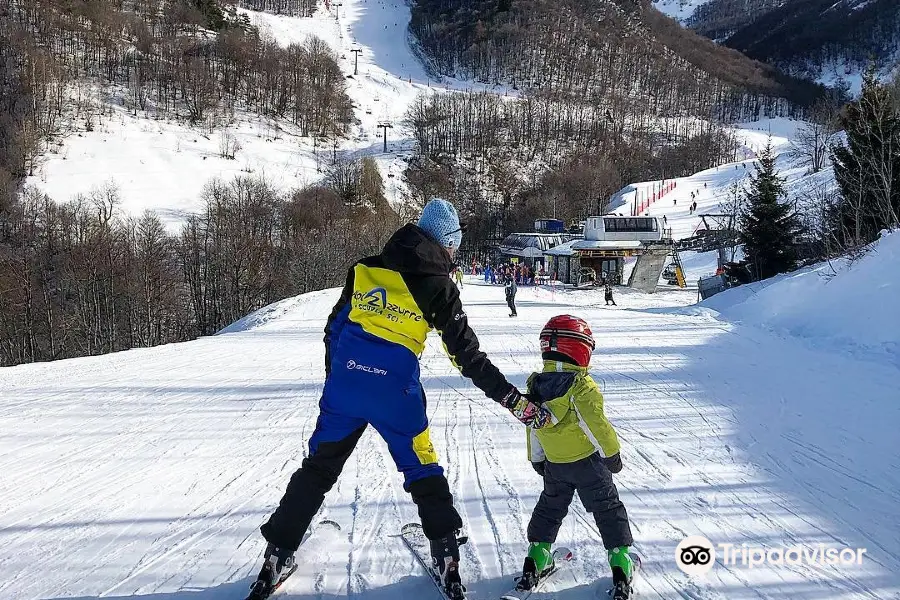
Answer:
573 379 621 458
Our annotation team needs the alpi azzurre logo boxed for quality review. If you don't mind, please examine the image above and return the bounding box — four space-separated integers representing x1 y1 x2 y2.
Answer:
363 287 387 309
353 286 423 322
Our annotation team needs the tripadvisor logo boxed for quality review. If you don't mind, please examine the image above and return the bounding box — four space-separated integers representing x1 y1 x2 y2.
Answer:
353 287 423 322
676 536 716 576
675 535 868 576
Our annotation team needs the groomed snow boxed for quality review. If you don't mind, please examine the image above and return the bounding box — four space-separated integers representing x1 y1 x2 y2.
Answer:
1 272 898 600
702 230 899 361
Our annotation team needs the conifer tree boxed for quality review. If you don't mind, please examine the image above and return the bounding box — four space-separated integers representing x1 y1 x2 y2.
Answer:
829 66 900 248
739 138 801 280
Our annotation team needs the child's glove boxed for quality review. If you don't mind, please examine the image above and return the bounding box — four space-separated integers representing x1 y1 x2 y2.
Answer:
500 388 553 428
531 461 546 477
603 452 623 474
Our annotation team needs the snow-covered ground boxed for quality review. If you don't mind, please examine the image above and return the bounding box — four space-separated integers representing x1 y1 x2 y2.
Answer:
2 272 898 600
701 230 899 362
651 0 711 22
24 0 427 228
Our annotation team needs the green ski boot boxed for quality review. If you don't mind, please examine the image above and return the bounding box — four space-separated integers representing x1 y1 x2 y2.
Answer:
608 546 636 600
517 542 554 591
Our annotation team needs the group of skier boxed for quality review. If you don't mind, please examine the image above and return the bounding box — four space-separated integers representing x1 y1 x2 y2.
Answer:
249 198 637 600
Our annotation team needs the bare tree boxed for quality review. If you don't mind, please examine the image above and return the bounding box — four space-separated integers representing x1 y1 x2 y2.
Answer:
793 100 840 173
219 130 241 160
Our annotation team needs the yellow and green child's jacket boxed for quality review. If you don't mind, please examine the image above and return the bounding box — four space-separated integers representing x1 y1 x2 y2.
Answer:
526 360 621 464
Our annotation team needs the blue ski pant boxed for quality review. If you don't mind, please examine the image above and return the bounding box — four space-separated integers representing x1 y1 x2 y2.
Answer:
261 327 462 550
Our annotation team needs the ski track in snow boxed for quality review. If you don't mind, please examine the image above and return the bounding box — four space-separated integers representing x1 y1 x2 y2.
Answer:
1 282 898 600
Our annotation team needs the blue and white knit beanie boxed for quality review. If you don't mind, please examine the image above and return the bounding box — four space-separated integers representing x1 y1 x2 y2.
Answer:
417 198 463 249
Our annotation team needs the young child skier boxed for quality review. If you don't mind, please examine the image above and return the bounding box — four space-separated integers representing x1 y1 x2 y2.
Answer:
519 314 637 600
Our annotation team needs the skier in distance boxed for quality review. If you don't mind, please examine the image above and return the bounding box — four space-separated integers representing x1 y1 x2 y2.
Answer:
250 198 552 600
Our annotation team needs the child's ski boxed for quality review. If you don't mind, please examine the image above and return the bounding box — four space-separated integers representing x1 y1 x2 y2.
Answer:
498 547 574 600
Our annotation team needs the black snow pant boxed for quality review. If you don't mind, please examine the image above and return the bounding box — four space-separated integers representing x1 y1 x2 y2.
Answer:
507 295 517 315
527 453 632 550
260 426 463 551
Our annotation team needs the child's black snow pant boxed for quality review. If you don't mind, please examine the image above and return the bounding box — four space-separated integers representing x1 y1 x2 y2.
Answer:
527 453 632 550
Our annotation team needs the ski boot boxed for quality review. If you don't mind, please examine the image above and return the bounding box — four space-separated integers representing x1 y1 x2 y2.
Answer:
516 542 554 591
609 546 635 600
246 543 296 600
430 530 467 600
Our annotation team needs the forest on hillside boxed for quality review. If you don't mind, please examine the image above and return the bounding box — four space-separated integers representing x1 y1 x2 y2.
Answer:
0 0 353 205
723 0 900 80
685 0 900 82
401 89 741 255
408 0 825 114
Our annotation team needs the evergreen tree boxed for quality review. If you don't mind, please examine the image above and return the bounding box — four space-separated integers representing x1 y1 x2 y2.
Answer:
192 0 226 30
829 66 900 248
739 139 801 280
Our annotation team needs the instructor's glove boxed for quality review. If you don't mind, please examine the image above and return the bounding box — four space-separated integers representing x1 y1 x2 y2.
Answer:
603 452 623 474
531 461 546 477
500 388 553 428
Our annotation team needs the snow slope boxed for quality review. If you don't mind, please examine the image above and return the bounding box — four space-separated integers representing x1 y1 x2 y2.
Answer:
25 0 516 228
2 279 898 600
626 118 836 244
701 230 900 361
651 0 711 22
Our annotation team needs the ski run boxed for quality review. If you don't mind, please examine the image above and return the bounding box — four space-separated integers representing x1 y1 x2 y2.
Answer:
2 250 899 599
5 0 900 596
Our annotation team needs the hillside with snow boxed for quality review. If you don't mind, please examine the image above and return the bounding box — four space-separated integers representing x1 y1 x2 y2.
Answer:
656 0 900 95
702 230 900 360
24 0 460 228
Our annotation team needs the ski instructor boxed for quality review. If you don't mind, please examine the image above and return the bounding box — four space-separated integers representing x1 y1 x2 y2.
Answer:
250 198 552 600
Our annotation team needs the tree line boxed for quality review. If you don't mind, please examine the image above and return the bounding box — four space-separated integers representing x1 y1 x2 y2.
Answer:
409 0 826 120
828 70 900 252
733 70 899 281
0 160 400 367
403 89 740 259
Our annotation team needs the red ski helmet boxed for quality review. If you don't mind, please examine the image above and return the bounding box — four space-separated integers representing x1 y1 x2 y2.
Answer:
540 315 595 367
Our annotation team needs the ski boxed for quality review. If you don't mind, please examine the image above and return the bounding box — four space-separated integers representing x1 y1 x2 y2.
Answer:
498 547 574 600
400 522 468 600
244 519 341 600
606 553 642 600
